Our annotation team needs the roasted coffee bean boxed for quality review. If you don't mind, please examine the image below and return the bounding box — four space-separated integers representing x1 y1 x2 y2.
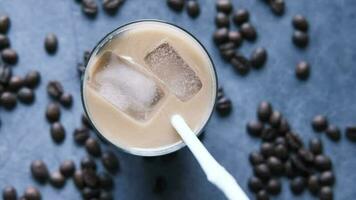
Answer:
98 172 114 190
291 154 311 176
248 176 263 193
31 160 49 183
247 120 264 137
82 0 98 17
257 101 273 122
254 163 271 180
219 42 235 52
1 48 18 64
167 0 184 12
345 126 356 142
290 176 306 195
17 87 34 104
82 187 100 199
73 170 85 189
308 174 320 195
0 64 12 85
261 128 277 142
228 31 242 47
46 103 60 122
50 122 65 143
102 0 123 14
232 9 249 26
292 15 309 31
215 12 230 28
220 48 235 61
83 169 100 188
250 47 267 68
50 171 66 188
0 34 10 50
82 113 93 129
292 31 309 48
249 151 265 166
274 137 286 145
47 81 63 100
44 33 58 54
216 0 233 14
83 50 91 64
59 93 73 107
270 0 285 16
295 61 310 80
213 28 229 45
285 160 297 179
101 151 119 173
77 63 86 76
186 1 200 18
267 156 283 175
2 186 17 200
216 96 232 116
24 186 41 200
269 111 282 128
85 138 102 157
298 148 314 164
319 186 333 200
217 87 224 99
256 190 269 200
274 144 288 160
100 191 113 200
320 171 335 186
25 70 41 88
309 138 323 155
231 53 250 75
74 126 90 145
240 23 257 41
260 142 274 158
312 115 328 132
266 178 281 195
8 76 24 91
153 176 167 193
325 125 341 141
0 15 10 33
59 160 75 177
0 92 16 109
286 132 303 151
314 155 332 171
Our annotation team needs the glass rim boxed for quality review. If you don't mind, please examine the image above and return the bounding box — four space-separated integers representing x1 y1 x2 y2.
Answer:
80 19 218 157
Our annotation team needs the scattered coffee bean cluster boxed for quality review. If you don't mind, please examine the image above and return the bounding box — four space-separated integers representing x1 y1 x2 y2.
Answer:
77 0 125 18
166 0 201 18
246 101 335 200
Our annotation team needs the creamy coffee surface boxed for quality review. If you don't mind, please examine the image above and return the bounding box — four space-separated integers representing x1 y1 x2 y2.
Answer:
83 21 216 151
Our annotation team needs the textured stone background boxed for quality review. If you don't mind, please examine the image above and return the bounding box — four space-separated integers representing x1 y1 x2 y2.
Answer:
0 0 356 199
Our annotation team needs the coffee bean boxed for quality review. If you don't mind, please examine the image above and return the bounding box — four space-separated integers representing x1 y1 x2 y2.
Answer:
8 76 24 91
98 172 114 190
312 115 328 132
261 128 277 142
232 9 249 26
298 148 314 164
314 155 332 171
217 87 224 99
17 87 34 104
250 47 267 68
83 50 91 64
2 186 17 200
231 53 250 75
85 138 102 157
50 171 66 188
44 33 58 54
240 23 257 41
266 178 281 195
267 156 283 175
153 176 167 193
274 144 288 160
220 48 235 62
256 190 269 200
270 0 285 16
0 15 10 33
286 132 303 151
219 42 235 54
269 111 282 128
82 188 100 199
291 154 312 176
30 160 49 183
216 0 233 14
325 125 341 141
308 174 320 195
247 120 264 137
167 0 184 12
0 64 12 85
1 48 18 64
83 169 100 188
274 137 286 146
59 160 75 177
186 1 200 18
25 70 41 88
24 186 41 200
74 126 90 145
215 12 230 28
249 151 265 166
101 151 119 173
295 61 310 80
46 102 60 122
216 96 232 116
102 0 123 14
100 191 113 200
47 81 63 100
50 122 65 143
82 113 93 129
82 0 98 17
73 170 85 189
260 142 274 158
320 171 335 186
292 14 309 31
309 138 323 155
248 176 263 193
213 28 229 45
228 31 243 47
345 126 356 142
254 163 271 180
292 30 309 48
77 63 86 76
59 93 72 107
0 34 10 50
0 92 16 109
257 101 272 122
290 176 306 195
285 160 297 179
319 186 333 200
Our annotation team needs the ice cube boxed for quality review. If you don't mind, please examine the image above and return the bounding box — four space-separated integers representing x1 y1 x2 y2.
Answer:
144 42 202 102
90 52 165 122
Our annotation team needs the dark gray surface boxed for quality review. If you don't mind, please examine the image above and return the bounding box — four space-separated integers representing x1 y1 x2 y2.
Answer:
0 0 356 199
